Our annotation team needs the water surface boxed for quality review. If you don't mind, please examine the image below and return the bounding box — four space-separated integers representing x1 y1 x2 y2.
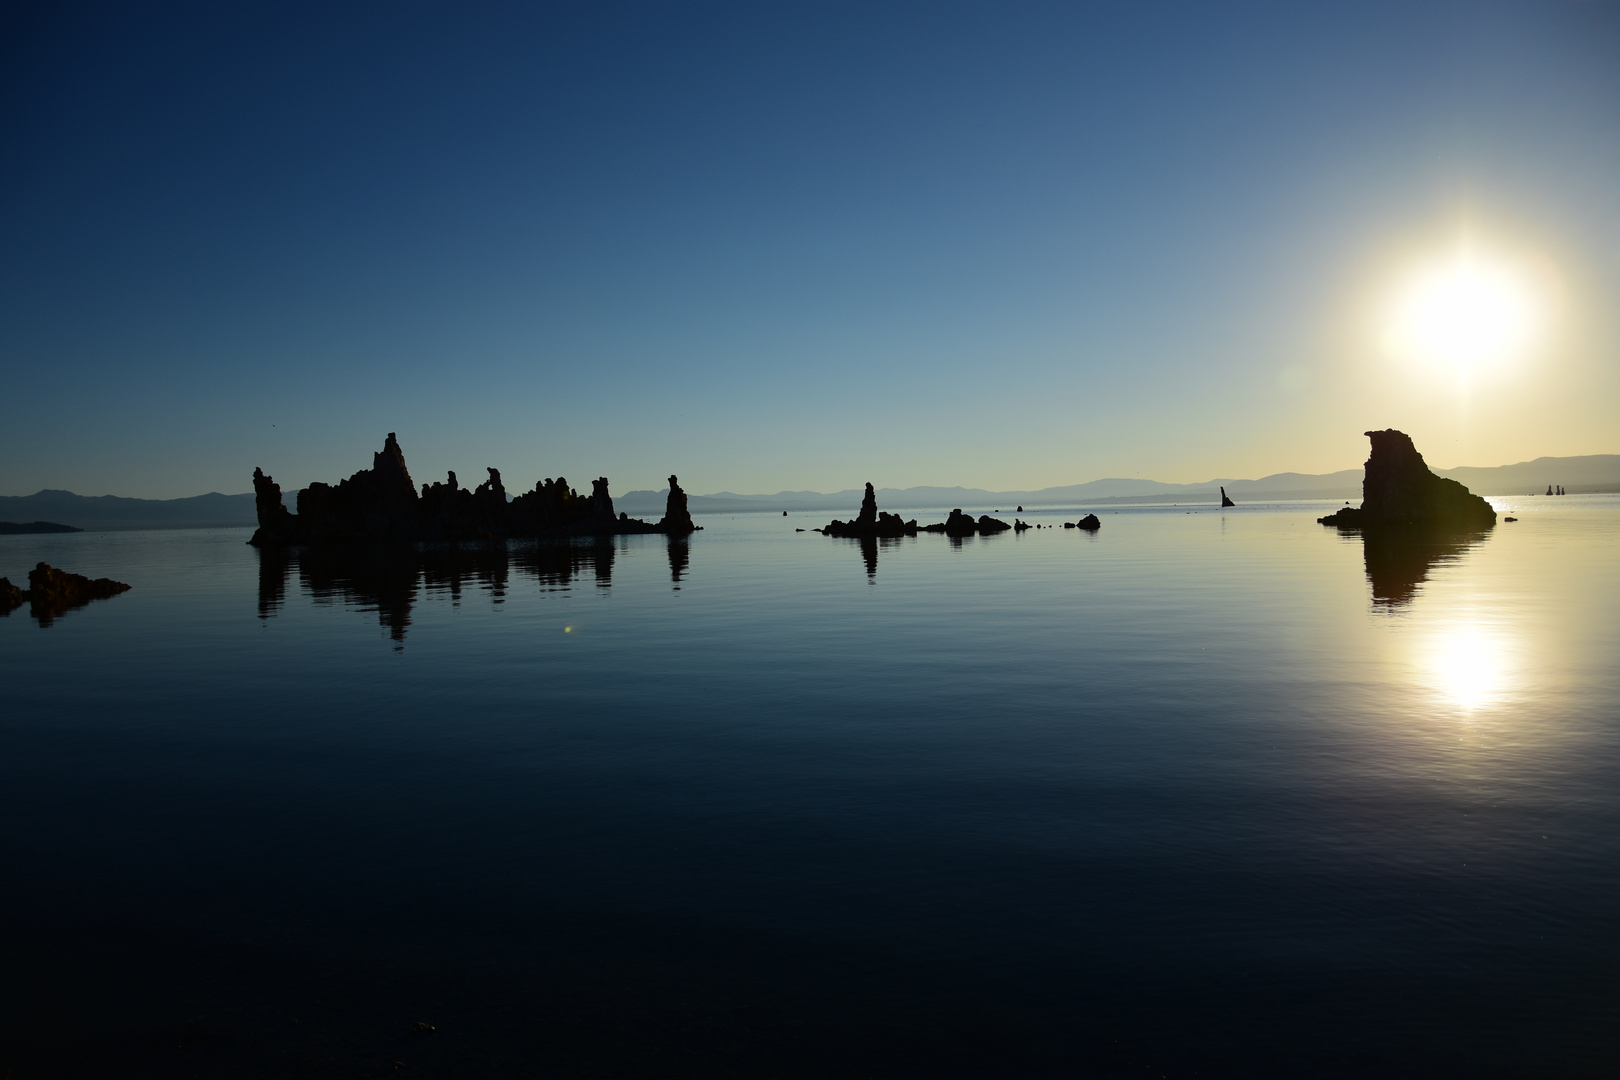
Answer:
2 499 1616 1077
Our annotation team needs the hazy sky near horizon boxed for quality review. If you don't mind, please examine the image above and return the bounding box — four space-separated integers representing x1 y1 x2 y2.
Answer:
3 1 1618 499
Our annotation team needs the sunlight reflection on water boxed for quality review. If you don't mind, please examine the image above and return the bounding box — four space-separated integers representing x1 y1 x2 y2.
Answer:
1418 614 1516 712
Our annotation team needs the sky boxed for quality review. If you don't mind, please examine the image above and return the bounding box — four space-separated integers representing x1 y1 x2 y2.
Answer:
2 1 1617 499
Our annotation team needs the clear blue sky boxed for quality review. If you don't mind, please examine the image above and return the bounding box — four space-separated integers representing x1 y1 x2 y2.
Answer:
3 1 1617 498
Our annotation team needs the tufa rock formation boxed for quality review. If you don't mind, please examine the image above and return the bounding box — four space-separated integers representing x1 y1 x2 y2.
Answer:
1 563 133 625
250 433 696 545
920 509 1012 536
659 476 700 535
821 483 918 538
1318 430 1496 530
1221 486 1235 508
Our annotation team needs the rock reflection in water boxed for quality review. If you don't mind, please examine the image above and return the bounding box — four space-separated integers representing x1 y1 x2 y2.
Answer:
1361 528 1490 609
257 541 619 641
833 535 908 579
667 538 689 588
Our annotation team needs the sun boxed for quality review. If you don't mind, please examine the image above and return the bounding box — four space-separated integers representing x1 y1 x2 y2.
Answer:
1383 245 1542 378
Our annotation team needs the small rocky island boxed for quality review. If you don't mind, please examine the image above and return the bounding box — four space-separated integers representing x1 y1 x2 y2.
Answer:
1318 429 1496 529
819 484 920 537
1 562 132 625
250 433 700 546
817 484 1018 538
814 484 1107 538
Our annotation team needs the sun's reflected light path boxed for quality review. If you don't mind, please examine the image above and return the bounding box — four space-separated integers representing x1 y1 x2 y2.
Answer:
1415 612 1518 713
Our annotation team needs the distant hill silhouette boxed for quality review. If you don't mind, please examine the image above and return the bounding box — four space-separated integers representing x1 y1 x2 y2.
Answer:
5 452 1616 530
0 490 257 531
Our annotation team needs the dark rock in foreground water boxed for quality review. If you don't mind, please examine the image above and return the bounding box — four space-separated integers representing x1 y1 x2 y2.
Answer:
1318 429 1496 529
250 433 694 546
0 520 82 534
0 562 133 625
1075 514 1101 530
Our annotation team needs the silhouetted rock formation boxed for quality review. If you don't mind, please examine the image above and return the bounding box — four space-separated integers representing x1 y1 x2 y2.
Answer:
1075 514 1101 530
1221 486 1235 508
1 562 133 625
1318 430 1496 529
821 483 918 537
659 475 700 535
918 508 1013 537
1014 519 1031 531
0 521 81 534
250 433 690 546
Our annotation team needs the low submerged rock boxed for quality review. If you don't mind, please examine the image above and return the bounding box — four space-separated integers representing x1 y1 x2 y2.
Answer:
0 521 82 535
1 562 133 625
1318 429 1496 530
250 433 695 546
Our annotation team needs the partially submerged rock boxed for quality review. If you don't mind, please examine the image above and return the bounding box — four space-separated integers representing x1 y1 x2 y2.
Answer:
821 483 918 538
1318 430 1496 529
250 433 693 546
1075 514 1101 530
1221 486 1235 508
919 509 1012 537
0 521 82 535
0 562 133 625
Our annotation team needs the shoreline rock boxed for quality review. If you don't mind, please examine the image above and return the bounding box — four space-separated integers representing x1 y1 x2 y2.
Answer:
1318 430 1496 530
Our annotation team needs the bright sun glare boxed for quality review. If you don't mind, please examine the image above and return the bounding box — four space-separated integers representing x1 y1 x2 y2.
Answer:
1383 246 1542 378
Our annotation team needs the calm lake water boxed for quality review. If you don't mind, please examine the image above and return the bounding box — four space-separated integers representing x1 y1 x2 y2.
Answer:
3 499 1617 1078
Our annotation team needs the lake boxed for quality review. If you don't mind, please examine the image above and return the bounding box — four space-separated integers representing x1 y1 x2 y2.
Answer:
2 498 1616 1078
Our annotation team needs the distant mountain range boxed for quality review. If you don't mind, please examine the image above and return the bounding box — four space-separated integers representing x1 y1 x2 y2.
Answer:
3 454 1616 530
616 454 1620 516
0 490 258 532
